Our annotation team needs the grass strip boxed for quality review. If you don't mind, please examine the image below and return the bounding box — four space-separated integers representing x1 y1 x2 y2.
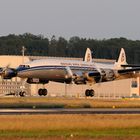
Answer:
0 128 139 138
0 97 140 108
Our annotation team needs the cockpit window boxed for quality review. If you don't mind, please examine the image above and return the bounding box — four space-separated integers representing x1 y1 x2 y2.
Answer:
19 65 30 68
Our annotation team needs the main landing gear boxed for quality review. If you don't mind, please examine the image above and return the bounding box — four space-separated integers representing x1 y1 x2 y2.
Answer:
85 89 94 97
38 88 48 96
19 91 26 97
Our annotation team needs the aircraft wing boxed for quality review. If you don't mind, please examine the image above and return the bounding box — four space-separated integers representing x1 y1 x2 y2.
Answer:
84 67 140 84
118 67 140 74
121 64 140 67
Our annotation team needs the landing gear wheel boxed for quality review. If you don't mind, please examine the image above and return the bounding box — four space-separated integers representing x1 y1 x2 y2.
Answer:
89 89 94 97
19 91 26 97
85 89 94 97
85 89 90 97
42 89 47 96
38 88 43 96
38 88 48 96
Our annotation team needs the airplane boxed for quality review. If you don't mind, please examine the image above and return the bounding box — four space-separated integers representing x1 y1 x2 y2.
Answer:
0 47 140 97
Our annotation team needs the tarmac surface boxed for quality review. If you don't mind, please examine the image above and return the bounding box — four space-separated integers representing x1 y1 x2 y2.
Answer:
0 108 140 115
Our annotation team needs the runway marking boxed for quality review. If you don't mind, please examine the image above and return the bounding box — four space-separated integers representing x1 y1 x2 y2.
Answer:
0 108 140 115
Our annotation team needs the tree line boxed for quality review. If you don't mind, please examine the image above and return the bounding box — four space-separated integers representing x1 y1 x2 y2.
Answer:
0 33 140 64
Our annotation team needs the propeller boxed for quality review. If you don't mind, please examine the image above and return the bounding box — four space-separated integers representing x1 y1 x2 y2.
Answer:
64 67 74 84
65 66 73 78
0 64 17 79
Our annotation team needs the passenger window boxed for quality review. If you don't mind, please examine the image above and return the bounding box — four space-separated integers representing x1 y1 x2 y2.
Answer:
19 65 30 68
25 65 30 68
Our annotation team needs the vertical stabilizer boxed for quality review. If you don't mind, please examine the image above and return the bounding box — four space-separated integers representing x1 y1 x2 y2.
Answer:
114 48 127 69
84 48 92 63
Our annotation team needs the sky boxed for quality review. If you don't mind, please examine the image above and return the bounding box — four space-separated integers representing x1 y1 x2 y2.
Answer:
0 0 140 40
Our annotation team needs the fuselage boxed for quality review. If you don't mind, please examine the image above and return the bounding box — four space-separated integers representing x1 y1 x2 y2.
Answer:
16 59 99 83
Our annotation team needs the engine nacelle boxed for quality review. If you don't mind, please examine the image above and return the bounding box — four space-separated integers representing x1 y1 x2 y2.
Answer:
74 77 86 84
82 69 115 84
86 72 101 83
27 78 49 84
100 69 115 81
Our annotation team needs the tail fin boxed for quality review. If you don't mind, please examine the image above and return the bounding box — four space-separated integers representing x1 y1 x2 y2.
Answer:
114 48 127 69
84 48 92 62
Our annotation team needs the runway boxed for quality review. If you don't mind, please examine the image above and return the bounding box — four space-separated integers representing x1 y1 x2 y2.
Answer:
0 108 140 115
